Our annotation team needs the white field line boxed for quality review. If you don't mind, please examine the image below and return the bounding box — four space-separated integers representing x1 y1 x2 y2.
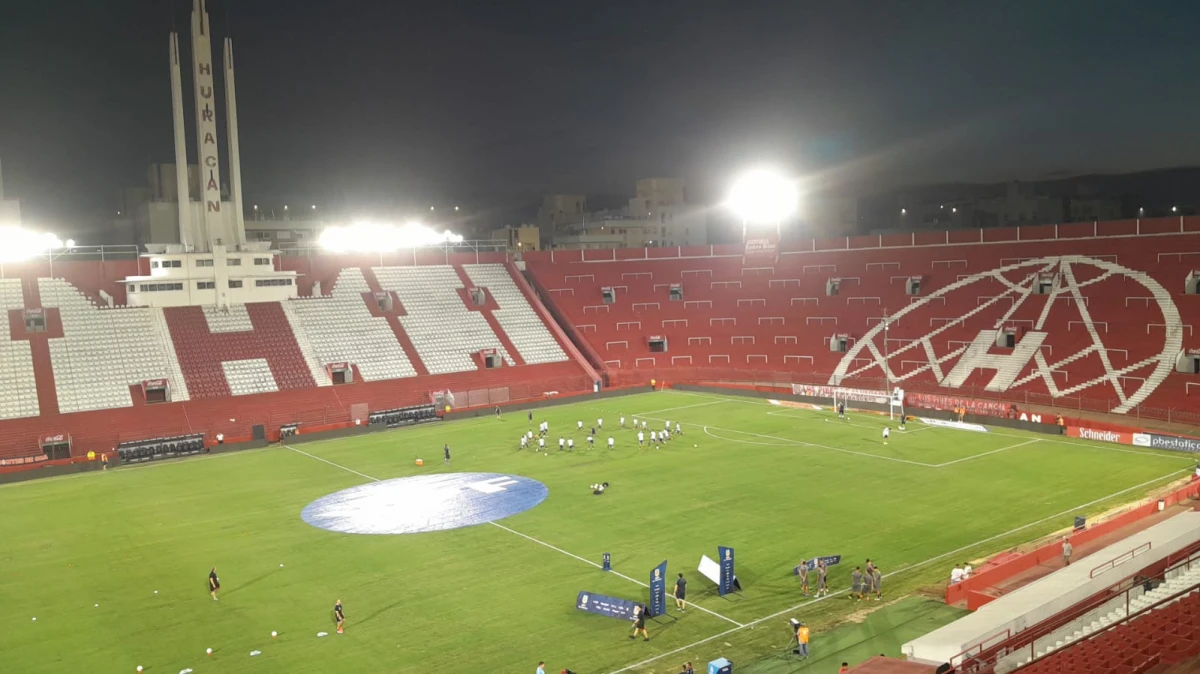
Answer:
933 439 1042 467
281 445 743 627
701 425 939 468
658 390 1194 463
606 465 1192 674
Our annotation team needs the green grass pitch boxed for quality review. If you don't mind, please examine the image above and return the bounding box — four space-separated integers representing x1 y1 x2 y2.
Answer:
1 390 1193 674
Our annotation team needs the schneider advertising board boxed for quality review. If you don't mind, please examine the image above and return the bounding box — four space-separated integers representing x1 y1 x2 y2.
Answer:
1070 427 1200 453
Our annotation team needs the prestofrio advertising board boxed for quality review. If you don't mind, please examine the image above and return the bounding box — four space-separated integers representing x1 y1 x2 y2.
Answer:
794 555 842 574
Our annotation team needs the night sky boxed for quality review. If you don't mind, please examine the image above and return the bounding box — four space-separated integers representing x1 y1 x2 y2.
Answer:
2 0 1199 235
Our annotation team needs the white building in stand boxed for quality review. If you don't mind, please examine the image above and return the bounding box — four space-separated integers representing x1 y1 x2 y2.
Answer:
120 0 295 309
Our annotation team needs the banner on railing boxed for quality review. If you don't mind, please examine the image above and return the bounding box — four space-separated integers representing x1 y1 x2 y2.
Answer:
1068 426 1131 444
1133 433 1200 453
0 454 49 467
791 384 890 405
904 392 1010 418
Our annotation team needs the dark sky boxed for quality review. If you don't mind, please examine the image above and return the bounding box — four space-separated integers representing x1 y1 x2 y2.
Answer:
2 0 1199 233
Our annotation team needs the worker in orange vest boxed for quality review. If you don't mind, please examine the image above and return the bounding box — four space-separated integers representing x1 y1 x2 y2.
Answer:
794 621 810 658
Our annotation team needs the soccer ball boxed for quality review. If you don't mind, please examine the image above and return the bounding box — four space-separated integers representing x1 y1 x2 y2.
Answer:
693 444 697 448
137 668 143 673
271 631 278 638
206 648 213 656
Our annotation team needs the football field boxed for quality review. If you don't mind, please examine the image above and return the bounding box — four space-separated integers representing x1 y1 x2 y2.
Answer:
1 390 1194 674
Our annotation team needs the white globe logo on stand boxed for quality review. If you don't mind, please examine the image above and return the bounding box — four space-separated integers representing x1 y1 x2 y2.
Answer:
829 256 1182 414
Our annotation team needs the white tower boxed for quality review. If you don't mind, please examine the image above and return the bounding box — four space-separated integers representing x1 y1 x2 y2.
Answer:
223 37 246 244
168 32 192 249
190 0 222 244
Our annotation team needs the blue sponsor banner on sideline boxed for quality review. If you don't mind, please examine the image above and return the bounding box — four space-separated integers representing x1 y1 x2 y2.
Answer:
794 554 843 574
576 591 640 621
718 546 736 596
649 560 667 617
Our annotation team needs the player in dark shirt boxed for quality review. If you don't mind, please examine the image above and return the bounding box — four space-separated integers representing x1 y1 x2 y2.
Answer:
628 604 649 641
674 573 688 611
528 410 533 425
444 444 451 465
208 567 220 601
334 599 345 634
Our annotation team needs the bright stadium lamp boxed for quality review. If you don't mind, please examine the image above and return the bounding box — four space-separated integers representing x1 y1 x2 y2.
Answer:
0 226 65 263
725 169 799 224
318 221 464 254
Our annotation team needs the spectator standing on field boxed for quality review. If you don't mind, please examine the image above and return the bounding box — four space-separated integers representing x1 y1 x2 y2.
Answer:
1062 537 1073 566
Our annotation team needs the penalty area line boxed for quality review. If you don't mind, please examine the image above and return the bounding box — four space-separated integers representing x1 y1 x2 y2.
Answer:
606 464 1191 674
282 445 743 627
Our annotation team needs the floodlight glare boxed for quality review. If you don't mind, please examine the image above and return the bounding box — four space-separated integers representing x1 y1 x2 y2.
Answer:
725 170 799 223
0 226 65 263
319 221 465 253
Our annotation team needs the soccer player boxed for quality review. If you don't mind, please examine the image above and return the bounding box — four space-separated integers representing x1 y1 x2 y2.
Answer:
528 410 533 426
577 420 584 431
620 416 626 428
882 426 890 445
520 435 528 449
650 430 657 445
538 437 546 451
632 417 638 429
837 401 845 419
675 422 682 435
607 436 614 449
638 431 645 445
495 406 501 419
334 598 345 634
444 443 451 464
798 560 810 595
641 420 648 430
629 604 649 641
664 419 671 430
872 565 883 600
559 437 566 451
590 427 596 438
567 438 575 451
851 567 864 601
597 417 603 429
587 435 594 447
591 482 608 495
674 573 687 611
816 559 829 597
208 567 220 601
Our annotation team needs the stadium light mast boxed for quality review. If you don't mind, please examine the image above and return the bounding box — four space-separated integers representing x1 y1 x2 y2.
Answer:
725 169 800 240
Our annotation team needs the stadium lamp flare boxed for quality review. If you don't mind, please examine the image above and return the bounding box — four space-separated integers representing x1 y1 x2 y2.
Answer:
319 221 465 253
0 226 67 263
725 170 800 223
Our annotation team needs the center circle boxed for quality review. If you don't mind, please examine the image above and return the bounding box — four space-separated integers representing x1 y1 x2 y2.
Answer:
301 472 549 535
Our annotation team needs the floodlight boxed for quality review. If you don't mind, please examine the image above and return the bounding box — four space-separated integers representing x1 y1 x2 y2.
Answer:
318 221 464 253
725 170 799 223
0 226 65 263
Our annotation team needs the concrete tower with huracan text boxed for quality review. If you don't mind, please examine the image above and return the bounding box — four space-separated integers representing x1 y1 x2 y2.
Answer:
167 0 245 251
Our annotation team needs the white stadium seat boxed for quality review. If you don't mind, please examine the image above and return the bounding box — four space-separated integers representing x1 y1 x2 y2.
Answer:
462 264 567 365
0 279 39 420
287 268 417 382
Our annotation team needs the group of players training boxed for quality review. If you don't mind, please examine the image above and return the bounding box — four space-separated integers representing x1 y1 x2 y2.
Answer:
518 411 685 453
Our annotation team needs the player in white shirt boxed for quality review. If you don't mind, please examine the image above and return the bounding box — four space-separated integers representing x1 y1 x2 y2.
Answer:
538 437 545 450
650 431 658 444
882 427 890 445
950 565 964 584
620 416 626 428
632 417 638 429
567 438 575 451
638 431 645 445
641 420 648 430
675 422 682 435
597 417 603 429
577 420 584 430
587 435 594 447
963 563 973 578
664 420 670 430
607 436 614 449
559 437 566 451
520 436 528 449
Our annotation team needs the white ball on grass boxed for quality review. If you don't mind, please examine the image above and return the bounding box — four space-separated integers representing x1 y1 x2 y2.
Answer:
31 617 36 621
206 648 213 655
271 631 278 638
137 667 143 673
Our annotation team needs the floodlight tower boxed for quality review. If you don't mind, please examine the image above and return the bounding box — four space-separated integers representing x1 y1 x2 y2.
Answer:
725 169 800 241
